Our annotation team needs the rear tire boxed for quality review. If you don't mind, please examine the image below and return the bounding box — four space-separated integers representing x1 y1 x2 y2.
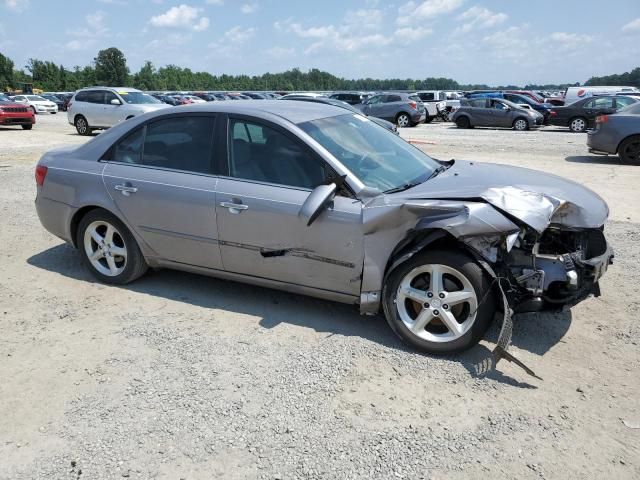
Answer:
21 124 33 130
75 115 91 136
618 136 640 165
31 106 37 114
382 249 496 354
455 116 470 129
569 116 587 133
77 209 148 285
424 116 434 124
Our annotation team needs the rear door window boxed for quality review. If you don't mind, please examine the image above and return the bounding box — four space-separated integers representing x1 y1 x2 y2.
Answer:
615 96 637 108
110 116 216 174
585 97 614 109
143 116 215 174
86 91 105 104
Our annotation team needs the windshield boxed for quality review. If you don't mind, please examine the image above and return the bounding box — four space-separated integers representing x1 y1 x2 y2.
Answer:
118 92 162 104
299 114 440 191
27 95 46 101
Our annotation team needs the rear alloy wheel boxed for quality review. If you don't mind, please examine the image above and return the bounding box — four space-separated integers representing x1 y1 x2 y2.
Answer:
382 250 495 354
618 136 640 165
396 113 411 128
77 209 147 285
455 116 470 129
513 118 529 131
75 115 91 136
569 117 587 133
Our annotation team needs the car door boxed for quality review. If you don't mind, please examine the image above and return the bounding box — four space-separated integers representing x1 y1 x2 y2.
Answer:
102 113 224 269
583 97 615 126
102 91 122 127
471 99 492 126
362 94 385 118
215 115 364 295
492 100 514 127
83 90 106 126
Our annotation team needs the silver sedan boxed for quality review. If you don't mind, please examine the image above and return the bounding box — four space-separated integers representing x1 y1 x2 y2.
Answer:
35 101 613 354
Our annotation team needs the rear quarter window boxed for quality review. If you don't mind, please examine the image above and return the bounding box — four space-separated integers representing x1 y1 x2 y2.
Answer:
74 91 88 102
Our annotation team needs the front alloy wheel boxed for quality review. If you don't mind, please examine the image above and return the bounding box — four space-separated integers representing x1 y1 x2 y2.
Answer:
396 113 411 128
569 117 587 133
383 250 495 354
513 118 529 131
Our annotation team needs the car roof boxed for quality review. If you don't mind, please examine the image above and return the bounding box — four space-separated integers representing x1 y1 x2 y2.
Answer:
79 86 141 93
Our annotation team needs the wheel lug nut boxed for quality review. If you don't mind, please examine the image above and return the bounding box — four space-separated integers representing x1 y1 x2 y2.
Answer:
439 292 445 299
443 304 449 310
433 310 440 316
427 292 433 298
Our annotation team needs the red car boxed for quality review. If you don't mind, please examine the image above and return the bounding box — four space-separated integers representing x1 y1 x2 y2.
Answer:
0 93 35 130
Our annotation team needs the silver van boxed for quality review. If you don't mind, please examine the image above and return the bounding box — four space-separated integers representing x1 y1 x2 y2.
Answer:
67 87 170 135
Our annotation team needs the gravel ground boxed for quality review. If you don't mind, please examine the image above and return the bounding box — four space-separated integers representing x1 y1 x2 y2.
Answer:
1 114 639 479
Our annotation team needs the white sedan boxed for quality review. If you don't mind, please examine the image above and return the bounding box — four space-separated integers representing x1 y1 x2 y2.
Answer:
10 95 58 114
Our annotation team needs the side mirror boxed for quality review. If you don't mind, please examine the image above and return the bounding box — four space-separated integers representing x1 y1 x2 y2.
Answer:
110 98 122 105
504 106 511 111
299 183 337 226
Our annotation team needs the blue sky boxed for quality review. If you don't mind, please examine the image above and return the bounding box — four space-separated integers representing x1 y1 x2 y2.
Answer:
1 0 640 85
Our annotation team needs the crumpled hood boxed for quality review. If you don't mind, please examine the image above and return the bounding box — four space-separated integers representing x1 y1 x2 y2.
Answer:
396 160 609 233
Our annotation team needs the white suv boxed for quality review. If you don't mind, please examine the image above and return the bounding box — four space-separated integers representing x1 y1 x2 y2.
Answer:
67 87 170 135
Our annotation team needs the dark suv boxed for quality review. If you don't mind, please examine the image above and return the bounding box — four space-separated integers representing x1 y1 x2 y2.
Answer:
357 92 426 127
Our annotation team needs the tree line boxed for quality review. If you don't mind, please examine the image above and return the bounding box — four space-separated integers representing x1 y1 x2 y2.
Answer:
0 47 635 93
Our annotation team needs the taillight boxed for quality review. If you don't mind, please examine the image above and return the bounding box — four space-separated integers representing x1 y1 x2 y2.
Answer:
35 165 48 186
596 115 609 124
67 102 72 109
550 110 557 117
409 101 417 110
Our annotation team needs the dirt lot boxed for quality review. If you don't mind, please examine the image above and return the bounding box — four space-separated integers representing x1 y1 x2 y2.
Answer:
1 114 639 480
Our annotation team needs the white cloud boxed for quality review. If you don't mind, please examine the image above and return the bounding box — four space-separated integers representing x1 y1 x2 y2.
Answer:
454 6 507 34
97 0 126 4
267 46 294 58
206 0 224 4
550 32 593 51
65 40 84 51
3 0 29 12
66 11 110 40
146 33 192 49
344 9 383 30
224 26 255 43
397 0 464 26
241 3 258 14
482 25 531 59
150 4 209 32
622 18 640 33
395 26 432 42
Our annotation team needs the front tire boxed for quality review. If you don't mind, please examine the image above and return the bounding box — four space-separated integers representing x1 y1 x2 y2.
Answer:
77 209 148 285
396 113 412 128
382 250 495 354
21 124 33 130
424 116 434 124
75 115 91 136
618 135 640 165
513 117 529 131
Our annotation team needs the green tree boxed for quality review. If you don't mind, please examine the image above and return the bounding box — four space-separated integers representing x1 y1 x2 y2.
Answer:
0 52 14 91
94 47 129 86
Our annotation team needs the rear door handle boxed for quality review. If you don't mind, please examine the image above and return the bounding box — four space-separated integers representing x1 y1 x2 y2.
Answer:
114 184 138 196
220 201 249 213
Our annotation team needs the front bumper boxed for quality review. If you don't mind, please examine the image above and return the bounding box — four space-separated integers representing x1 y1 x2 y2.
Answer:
34 105 57 114
0 114 35 125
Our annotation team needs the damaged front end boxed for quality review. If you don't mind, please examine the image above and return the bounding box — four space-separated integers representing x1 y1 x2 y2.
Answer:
464 225 613 315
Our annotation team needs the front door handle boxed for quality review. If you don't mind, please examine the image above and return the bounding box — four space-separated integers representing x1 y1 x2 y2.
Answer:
114 184 138 196
220 201 249 213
